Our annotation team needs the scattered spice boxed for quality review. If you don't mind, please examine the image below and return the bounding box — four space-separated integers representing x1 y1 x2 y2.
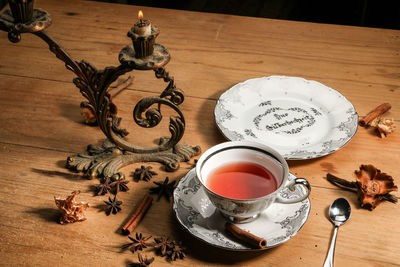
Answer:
225 222 267 249
122 194 153 234
327 164 398 210
54 190 89 224
123 235 186 262
167 242 186 261
358 103 395 138
95 177 112 196
326 174 357 191
370 117 395 138
149 177 176 201
110 177 129 194
130 253 154 267
133 166 158 182
359 103 391 126
154 236 173 256
124 233 152 253
104 195 122 215
355 164 398 210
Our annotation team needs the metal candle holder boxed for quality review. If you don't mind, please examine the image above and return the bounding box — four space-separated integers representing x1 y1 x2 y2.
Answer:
0 1 200 179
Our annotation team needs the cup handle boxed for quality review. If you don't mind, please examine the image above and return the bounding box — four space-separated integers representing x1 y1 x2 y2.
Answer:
275 178 311 204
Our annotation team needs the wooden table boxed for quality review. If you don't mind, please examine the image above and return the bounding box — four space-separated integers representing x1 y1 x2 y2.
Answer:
1 0 399 266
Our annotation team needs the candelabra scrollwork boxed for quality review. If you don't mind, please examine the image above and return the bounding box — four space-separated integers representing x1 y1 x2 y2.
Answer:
0 5 200 178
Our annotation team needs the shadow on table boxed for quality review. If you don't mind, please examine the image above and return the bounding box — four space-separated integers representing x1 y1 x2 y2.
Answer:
25 207 61 223
168 212 277 265
31 167 84 181
287 157 323 169
59 102 87 125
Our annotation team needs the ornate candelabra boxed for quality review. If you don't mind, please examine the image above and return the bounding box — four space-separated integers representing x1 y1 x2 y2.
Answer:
0 1 200 179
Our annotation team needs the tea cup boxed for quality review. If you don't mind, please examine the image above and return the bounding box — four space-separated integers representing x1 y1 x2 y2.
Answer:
195 141 310 223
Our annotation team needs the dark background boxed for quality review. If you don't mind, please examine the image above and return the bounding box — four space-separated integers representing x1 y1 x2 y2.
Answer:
91 0 400 30
1 0 399 30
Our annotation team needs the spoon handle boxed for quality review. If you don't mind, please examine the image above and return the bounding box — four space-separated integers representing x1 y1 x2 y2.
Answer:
323 226 338 267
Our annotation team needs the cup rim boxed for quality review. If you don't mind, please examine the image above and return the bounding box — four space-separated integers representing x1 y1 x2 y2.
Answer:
195 141 289 202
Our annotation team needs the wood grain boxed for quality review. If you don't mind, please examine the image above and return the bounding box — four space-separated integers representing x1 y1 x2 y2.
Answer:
0 0 399 266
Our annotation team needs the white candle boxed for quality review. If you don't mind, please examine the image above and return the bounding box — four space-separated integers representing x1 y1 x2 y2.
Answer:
133 10 151 36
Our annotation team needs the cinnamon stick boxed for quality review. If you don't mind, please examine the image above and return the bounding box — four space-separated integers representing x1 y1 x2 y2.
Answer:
359 103 391 126
122 193 153 234
225 222 267 249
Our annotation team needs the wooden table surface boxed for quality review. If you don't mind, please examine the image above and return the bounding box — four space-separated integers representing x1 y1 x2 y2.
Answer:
1 0 399 266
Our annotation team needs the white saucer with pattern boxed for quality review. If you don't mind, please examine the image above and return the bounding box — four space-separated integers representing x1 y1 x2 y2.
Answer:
214 76 358 160
172 168 311 251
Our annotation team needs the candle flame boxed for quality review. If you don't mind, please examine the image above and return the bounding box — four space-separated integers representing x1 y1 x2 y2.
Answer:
138 10 144 20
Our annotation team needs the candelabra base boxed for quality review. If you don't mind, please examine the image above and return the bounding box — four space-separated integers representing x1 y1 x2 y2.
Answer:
66 137 201 179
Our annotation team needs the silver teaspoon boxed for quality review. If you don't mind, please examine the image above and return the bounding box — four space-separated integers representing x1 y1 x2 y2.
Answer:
322 198 351 267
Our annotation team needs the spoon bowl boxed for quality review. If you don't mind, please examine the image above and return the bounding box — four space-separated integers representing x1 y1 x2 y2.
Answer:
329 198 351 226
323 198 351 267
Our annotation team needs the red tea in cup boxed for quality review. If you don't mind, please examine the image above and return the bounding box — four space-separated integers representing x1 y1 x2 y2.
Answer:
206 162 277 199
196 141 311 223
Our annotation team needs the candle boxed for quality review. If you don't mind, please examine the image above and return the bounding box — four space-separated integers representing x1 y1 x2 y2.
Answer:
133 10 151 36
8 0 35 23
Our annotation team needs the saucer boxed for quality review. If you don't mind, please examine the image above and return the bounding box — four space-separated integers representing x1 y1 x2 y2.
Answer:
172 168 311 251
214 76 358 160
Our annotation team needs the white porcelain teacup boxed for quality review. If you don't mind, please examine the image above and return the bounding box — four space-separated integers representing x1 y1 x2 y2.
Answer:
195 141 311 223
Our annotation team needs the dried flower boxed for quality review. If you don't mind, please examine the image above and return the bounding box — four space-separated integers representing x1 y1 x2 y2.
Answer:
95 177 112 196
154 236 173 256
110 178 129 194
123 233 152 253
370 117 395 138
149 177 176 201
167 242 186 261
54 191 89 224
130 253 154 267
133 166 158 182
104 195 122 215
355 164 398 210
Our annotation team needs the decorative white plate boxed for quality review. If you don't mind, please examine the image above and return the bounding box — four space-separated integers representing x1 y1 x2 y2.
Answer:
214 76 358 160
172 168 310 251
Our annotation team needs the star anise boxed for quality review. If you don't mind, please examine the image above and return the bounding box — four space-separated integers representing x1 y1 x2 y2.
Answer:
154 236 173 256
124 232 152 253
130 253 154 267
167 242 186 261
110 178 129 194
133 166 158 182
95 177 111 196
149 177 176 201
104 195 122 215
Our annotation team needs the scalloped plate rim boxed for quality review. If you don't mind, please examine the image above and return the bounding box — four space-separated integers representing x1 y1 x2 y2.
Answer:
214 75 358 160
